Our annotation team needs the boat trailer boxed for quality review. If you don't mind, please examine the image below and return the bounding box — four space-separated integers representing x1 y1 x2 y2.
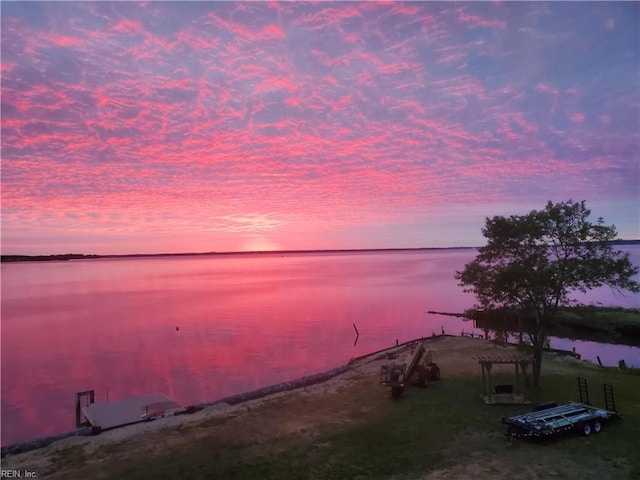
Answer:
503 378 618 439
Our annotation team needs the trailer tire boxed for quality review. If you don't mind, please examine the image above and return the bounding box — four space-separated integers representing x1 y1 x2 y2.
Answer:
592 421 602 433
579 422 592 436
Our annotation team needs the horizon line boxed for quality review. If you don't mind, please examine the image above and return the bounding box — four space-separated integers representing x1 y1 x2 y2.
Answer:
2 239 639 262
1 245 479 261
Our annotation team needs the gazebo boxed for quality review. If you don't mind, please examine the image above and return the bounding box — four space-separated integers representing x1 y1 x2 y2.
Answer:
475 352 532 404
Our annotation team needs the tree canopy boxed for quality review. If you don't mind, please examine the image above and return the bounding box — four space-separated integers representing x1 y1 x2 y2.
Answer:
455 200 639 387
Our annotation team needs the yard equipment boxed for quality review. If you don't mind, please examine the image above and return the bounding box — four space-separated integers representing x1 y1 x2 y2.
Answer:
407 348 441 387
380 363 407 398
380 342 440 398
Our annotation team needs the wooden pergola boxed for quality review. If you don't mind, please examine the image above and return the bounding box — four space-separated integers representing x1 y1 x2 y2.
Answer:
475 353 532 405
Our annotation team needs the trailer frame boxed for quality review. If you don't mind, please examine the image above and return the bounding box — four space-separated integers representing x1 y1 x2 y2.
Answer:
503 401 617 439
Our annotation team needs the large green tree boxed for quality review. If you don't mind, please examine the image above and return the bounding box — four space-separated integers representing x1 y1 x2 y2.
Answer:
455 200 639 388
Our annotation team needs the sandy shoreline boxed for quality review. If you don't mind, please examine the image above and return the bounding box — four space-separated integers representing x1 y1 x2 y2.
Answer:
1 337 412 456
3 335 449 456
1 335 596 477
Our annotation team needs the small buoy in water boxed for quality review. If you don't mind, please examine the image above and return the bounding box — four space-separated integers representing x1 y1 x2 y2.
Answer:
176 326 179 331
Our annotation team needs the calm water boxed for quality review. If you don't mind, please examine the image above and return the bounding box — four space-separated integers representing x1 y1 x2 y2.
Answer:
2 248 639 445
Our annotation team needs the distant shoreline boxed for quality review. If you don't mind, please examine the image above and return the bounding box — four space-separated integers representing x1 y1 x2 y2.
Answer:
2 240 638 263
0 246 478 263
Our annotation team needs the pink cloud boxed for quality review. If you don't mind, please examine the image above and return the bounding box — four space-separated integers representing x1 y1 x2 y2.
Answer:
0 60 16 74
536 82 559 96
536 82 559 111
391 4 422 16
570 112 585 123
457 9 507 30
1 1 637 255
284 97 301 107
431 74 487 100
355 71 376 87
323 75 340 87
111 19 144 33
259 24 286 40
293 4 363 30
49 35 83 47
342 32 360 43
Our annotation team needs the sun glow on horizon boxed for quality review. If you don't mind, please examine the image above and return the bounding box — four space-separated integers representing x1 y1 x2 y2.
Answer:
240 237 283 252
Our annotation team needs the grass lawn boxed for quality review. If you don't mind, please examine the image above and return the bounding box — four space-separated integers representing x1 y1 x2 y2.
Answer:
94 365 639 480
10 338 637 480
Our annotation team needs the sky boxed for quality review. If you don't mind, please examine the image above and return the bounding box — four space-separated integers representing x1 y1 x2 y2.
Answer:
1 1 639 255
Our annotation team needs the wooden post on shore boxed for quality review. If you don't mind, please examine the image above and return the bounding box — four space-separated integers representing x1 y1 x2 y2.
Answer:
75 390 95 428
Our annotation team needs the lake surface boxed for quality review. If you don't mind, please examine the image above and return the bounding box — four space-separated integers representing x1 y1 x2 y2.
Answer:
2 248 639 445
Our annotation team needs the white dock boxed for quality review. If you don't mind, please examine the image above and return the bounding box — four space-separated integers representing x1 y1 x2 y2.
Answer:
82 393 183 430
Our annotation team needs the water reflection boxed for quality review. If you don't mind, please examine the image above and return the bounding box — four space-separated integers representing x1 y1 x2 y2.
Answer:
1 249 638 445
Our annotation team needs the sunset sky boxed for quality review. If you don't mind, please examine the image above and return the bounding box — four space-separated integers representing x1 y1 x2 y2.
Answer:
1 1 639 255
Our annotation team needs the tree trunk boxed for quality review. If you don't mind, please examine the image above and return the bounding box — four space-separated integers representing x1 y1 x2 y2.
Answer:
531 329 546 391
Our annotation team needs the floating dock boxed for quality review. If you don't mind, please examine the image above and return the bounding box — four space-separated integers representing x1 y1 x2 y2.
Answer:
77 391 184 431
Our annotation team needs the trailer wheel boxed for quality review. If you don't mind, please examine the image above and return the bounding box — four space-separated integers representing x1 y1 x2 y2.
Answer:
579 422 592 436
592 421 602 433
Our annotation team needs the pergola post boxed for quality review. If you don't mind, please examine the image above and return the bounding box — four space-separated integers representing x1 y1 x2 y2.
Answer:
520 361 529 397
475 353 533 404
